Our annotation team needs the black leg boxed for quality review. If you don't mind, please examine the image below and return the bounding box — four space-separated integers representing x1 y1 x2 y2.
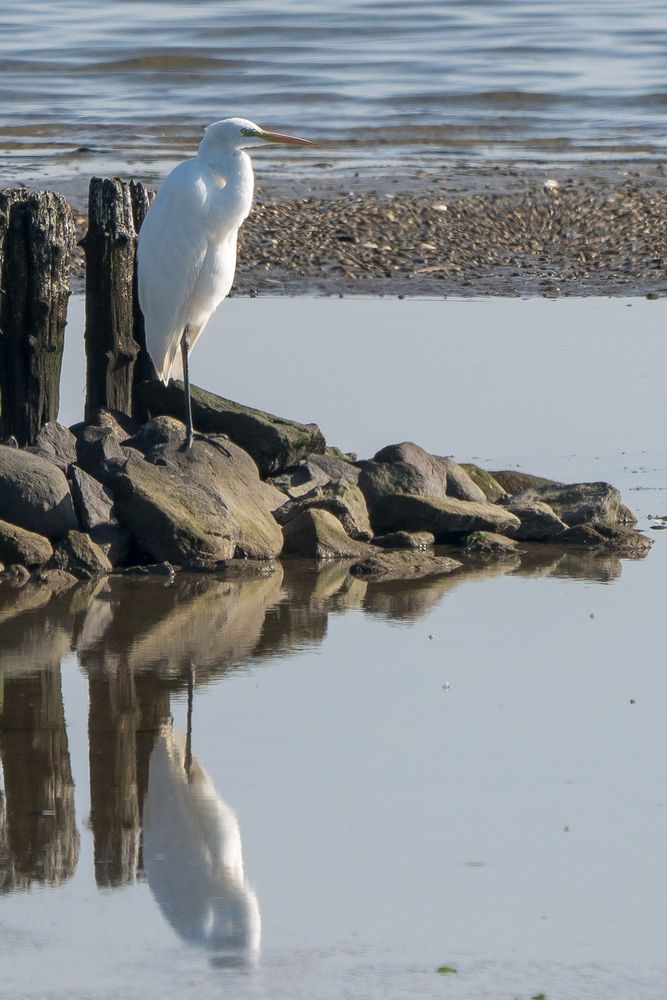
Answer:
180 328 194 450
179 325 232 458
185 661 195 779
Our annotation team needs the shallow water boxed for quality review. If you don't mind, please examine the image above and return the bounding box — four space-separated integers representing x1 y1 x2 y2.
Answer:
3 296 667 998
2 0 667 194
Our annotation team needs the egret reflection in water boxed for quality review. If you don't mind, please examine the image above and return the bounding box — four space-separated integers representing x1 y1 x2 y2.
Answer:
142 672 260 968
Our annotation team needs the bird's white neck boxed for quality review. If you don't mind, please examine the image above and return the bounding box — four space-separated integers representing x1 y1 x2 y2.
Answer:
198 143 254 224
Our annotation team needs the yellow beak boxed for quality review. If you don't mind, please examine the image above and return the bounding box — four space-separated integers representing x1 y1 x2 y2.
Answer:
261 129 317 148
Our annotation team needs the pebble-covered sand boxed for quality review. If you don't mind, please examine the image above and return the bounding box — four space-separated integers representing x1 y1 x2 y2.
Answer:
70 161 667 296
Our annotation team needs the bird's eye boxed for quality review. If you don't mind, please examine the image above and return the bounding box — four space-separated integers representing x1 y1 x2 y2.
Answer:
240 128 252 136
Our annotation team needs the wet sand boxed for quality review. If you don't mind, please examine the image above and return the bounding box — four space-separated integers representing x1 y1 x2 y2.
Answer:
66 159 667 297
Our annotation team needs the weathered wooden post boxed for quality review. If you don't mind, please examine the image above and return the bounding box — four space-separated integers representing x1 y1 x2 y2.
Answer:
83 178 155 421
0 190 74 445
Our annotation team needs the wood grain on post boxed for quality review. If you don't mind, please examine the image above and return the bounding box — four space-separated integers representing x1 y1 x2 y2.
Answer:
0 190 74 446
83 178 155 421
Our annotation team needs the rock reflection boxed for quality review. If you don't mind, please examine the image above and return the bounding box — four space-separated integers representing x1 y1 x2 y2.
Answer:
0 545 636 901
143 718 261 967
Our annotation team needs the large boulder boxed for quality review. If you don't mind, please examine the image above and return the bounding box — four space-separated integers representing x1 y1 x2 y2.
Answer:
134 380 326 476
559 521 652 556
108 429 283 564
0 519 53 568
275 480 373 541
368 493 522 541
281 509 369 560
0 446 77 539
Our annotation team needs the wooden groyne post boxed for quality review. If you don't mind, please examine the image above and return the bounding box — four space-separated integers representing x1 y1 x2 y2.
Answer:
83 177 155 421
0 190 74 446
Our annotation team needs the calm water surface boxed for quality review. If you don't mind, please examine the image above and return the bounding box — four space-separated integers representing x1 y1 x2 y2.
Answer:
2 0 667 194
1 297 666 998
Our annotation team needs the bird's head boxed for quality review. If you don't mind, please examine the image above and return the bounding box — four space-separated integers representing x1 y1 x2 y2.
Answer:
201 117 316 153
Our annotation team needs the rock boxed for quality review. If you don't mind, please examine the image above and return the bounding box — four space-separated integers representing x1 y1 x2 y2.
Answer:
71 407 139 440
366 441 449 497
31 567 78 592
0 519 53 568
489 470 561 495
109 435 283 564
618 503 638 527
500 497 567 541
559 521 652 557
89 522 132 566
51 530 113 578
519 481 623 527
75 425 129 483
435 457 488 503
362 493 521 540
266 458 332 499
461 531 522 560
349 550 461 581
0 446 77 539
69 465 115 530
306 452 361 485
460 464 507 502
134 380 326 476
27 422 77 471
0 564 31 588
281 509 369 559
372 530 435 550
275 480 373 541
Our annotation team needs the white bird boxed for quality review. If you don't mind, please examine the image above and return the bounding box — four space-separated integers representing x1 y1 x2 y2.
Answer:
137 117 316 449
142 720 261 967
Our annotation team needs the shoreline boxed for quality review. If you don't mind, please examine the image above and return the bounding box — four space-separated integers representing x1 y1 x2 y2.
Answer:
64 158 667 297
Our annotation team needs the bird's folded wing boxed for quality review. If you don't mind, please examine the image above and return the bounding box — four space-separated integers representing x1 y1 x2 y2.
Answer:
138 161 211 384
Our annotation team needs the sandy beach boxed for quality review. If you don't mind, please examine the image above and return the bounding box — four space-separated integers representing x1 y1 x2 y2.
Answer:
65 159 667 298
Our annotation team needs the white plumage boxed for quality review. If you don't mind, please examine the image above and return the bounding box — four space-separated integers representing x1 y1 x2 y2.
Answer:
137 116 315 447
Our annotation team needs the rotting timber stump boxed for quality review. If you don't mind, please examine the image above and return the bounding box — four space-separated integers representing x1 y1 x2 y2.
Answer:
83 177 155 422
0 189 74 446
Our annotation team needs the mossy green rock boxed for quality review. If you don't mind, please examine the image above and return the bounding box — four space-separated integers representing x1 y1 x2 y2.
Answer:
460 464 507 503
110 435 283 563
0 518 53 568
282 509 369 559
134 380 326 476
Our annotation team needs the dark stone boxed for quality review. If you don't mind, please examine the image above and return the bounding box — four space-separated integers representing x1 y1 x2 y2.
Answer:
0 445 77 539
75 425 128 483
134 379 326 476
306 452 361 485
461 531 522 560
559 521 652 556
69 465 115 531
27 422 77 471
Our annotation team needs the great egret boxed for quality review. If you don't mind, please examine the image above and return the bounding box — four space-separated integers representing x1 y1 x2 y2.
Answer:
137 117 316 449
